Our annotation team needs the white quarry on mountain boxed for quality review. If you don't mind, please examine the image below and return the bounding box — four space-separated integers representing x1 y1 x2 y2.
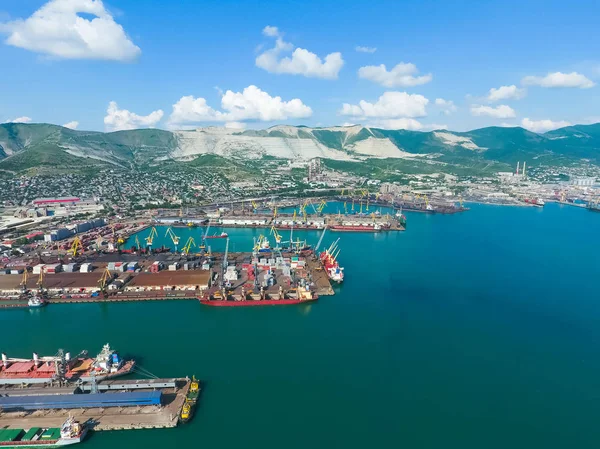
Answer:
169 126 412 160
433 131 485 151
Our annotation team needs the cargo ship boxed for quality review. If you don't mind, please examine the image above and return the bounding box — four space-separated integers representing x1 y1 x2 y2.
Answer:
0 417 87 448
205 232 228 239
524 198 545 207
0 344 135 385
180 376 201 423
330 224 385 232
319 239 344 283
200 286 317 306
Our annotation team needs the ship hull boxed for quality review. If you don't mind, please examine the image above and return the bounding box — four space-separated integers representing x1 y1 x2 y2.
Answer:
330 226 382 232
0 361 135 385
200 298 317 306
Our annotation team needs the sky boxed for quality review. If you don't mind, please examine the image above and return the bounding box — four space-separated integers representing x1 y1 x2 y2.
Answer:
0 0 599 134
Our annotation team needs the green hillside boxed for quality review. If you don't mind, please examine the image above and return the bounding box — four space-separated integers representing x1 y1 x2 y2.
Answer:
1 122 599 175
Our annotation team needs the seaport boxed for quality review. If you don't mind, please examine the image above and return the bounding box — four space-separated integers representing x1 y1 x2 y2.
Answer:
0 345 201 443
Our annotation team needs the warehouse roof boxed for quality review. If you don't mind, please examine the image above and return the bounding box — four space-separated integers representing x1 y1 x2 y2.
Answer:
128 270 210 287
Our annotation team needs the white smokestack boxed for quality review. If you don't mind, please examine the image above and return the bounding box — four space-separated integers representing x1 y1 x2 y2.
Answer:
33 352 39 367
2 353 7 367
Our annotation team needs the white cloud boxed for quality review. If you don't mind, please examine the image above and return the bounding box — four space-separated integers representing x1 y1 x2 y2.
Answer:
355 46 376 53
522 72 595 89
224 121 246 130
104 101 164 132
0 0 140 62
4 116 32 123
256 26 343 79
521 118 571 133
487 85 526 102
434 98 457 115
262 25 280 37
168 85 312 128
339 91 429 119
62 120 79 129
358 62 432 88
370 118 424 130
470 104 516 119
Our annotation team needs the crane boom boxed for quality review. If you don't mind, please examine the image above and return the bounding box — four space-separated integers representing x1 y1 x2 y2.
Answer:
314 226 328 253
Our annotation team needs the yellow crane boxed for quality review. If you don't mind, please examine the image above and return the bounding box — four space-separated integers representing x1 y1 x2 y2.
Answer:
69 237 83 257
20 270 28 293
317 199 327 214
36 267 45 292
273 207 278 219
270 226 282 245
135 235 142 251
251 200 258 210
182 237 196 255
343 202 348 214
145 227 158 248
165 227 181 251
98 268 112 296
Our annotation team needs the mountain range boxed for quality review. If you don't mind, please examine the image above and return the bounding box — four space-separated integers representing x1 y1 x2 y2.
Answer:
0 122 599 173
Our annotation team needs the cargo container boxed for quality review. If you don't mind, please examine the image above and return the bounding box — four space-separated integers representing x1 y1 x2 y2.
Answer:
63 263 80 273
79 263 92 273
10 269 24 275
168 263 180 271
149 261 163 273
45 264 62 274
32 264 46 274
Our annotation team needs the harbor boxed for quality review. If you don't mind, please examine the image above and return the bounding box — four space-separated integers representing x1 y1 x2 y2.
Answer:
0 345 202 444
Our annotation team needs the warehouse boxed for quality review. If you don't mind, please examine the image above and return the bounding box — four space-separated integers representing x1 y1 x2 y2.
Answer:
0 391 162 411
124 271 210 292
0 273 103 296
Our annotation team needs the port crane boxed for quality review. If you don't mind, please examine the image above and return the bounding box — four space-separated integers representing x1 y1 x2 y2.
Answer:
182 237 196 255
145 227 158 249
134 235 142 252
36 266 45 294
221 237 230 288
98 268 112 297
165 227 181 252
69 237 83 257
317 200 327 214
198 221 211 250
314 225 328 254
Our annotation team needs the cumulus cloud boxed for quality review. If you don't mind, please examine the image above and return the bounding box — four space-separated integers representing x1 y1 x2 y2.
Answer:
168 85 312 128
355 46 376 53
0 0 140 62
256 26 343 79
487 85 526 102
104 101 164 132
62 121 79 129
339 92 429 121
521 118 571 133
470 104 516 119
358 62 432 88
4 116 32 123
370 118 424 130
522 72 595 89
434 98 457 115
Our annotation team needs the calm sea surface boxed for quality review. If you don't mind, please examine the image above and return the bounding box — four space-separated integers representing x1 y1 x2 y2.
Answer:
2 203 600 448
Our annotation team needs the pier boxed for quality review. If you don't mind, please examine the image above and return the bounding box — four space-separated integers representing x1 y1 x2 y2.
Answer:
0 378 193 431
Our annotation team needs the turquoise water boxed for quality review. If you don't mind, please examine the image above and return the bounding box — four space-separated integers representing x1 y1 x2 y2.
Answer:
2 203 600 448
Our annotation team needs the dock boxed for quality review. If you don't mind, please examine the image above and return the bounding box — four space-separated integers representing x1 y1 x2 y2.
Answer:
0 378 193 431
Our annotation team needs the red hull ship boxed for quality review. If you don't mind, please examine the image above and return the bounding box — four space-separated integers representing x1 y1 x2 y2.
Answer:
205 232 228 239
330 225 384 232
200 297 317 306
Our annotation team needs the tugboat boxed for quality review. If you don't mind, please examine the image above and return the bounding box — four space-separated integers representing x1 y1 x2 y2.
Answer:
19 271 47 308
180 376 201 423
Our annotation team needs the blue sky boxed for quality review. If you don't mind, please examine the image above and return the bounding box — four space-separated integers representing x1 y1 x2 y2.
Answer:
0 0 599 133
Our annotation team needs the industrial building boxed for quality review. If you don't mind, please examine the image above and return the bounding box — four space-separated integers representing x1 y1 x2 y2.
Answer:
124 271 210 292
